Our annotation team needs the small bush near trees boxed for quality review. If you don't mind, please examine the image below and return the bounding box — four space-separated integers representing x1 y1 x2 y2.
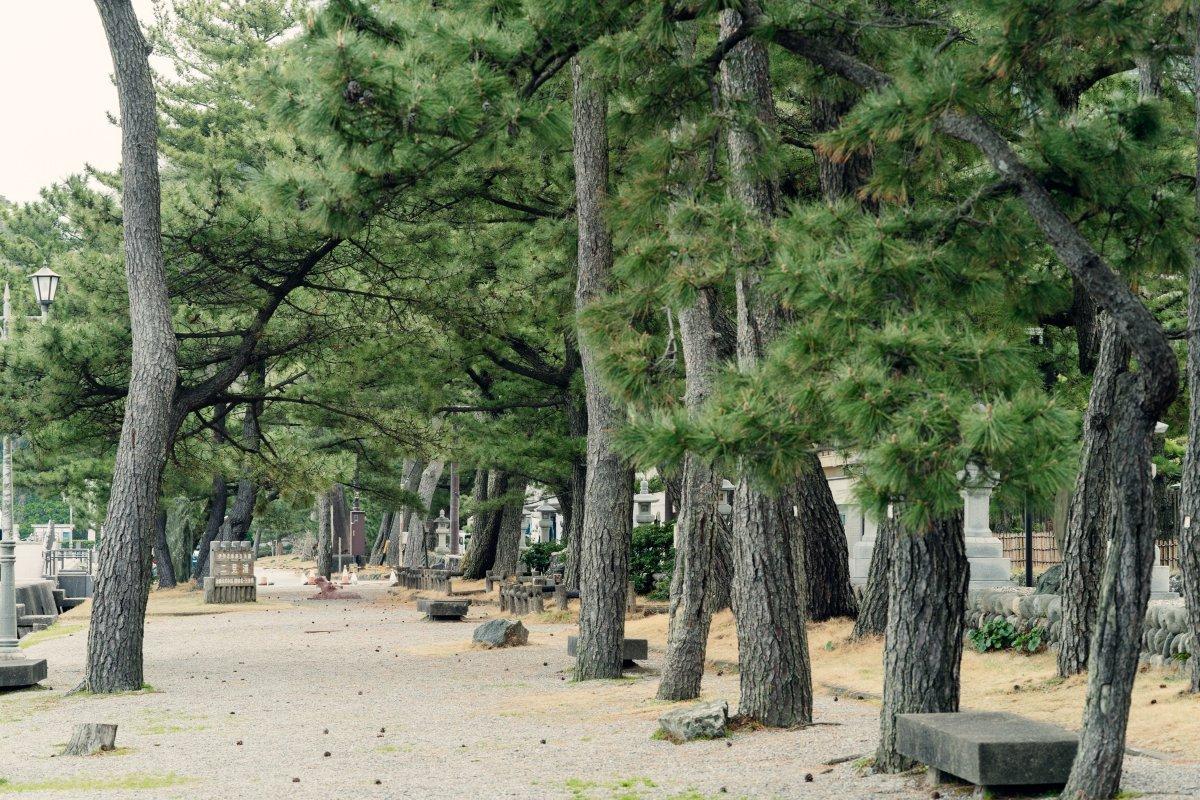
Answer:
630 523 674 594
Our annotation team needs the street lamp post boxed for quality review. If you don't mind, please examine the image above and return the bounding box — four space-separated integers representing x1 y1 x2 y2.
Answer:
0 268 61 688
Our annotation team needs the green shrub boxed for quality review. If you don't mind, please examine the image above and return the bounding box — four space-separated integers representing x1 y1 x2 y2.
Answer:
1013 627 1045 654
521 541 565 574
630 523 674 594
968 618 1017 652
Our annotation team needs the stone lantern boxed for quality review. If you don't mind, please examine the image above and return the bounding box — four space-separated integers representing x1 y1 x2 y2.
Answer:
432 510 451 554
634 477 656 526
717 479 735 518
538 500 558 543
957 463 1012 592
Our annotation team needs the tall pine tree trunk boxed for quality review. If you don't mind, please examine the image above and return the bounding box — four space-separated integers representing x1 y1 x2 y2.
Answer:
1063 383 1161 798
388 459 422 569
718 5 812 726
192 474 227 581
876 514 968 772
1059 313 1125 677
797 453 857 621
659 287 726 701
492 485 526 578
152 506 176 590
227 373 263 542
368 511 391 565
315 490 332 579
852 514 896 639
563 394 587 591
1179 18 1200 696
571 56 634 681
402 460 444 568
85 0 179 693
461 469 503 578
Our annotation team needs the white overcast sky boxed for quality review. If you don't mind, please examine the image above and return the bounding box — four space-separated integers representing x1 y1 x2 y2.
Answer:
0 0 158 204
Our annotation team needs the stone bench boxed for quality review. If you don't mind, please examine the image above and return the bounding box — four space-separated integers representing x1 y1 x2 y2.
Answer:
566 635 648 666
417 599 468 621
896 711 1078 791
397 568 453 593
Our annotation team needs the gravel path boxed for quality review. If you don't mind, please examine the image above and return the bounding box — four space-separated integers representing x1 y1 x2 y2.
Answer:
1 579 1196 799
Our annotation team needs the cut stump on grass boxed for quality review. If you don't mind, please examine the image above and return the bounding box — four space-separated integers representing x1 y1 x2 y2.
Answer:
62 723 118 756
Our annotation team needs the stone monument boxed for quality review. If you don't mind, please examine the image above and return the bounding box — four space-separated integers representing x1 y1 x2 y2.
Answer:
959 464 1013 593
203 541 256 604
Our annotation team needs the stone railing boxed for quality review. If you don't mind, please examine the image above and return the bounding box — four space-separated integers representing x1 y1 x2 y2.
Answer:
395 567 453 593
966 587 1193 668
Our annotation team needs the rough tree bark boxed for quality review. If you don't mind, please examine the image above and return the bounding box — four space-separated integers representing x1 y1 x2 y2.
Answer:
796 453 857 621
368 511 392 566
192 474 227 581
151 506 175 590
658 286 726 701
1179 19 1200 696
491 484 526 578
85 0 179 693
1059 313 1126 677
461 469 503 579
571 55 635 681
852 514 896 639
388 459 423 569
402 460 444 568
563 394 587 591
328 484 351 567
718 6 812 726
876 514 968 772
315 490 332 579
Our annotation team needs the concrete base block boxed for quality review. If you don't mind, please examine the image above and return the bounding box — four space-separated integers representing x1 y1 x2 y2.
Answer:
566 635 648 662
0 657 48 689
417 599 468 620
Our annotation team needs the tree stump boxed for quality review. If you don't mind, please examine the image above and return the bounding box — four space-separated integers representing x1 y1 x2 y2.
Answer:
62 723 118 756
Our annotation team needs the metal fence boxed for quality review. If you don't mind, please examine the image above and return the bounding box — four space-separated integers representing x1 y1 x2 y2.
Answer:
43 547 95 576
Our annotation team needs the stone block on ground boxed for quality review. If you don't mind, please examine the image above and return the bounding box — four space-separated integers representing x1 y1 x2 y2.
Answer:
566 635 648 663
0 657 47 689
657 700 729 743
472 618 528 648
417 599 468 620
896 711 1077 788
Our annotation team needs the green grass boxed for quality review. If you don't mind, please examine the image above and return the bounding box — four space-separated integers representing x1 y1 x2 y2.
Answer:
0 772 189 793
18 623 84 649
564 777 739 800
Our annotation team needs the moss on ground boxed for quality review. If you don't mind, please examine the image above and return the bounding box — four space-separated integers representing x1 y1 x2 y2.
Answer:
0 772 189 793
18 623 85 650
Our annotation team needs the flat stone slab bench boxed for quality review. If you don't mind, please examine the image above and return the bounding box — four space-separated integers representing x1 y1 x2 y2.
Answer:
417 599 468 621
897 711 1078 789
566 635 648 665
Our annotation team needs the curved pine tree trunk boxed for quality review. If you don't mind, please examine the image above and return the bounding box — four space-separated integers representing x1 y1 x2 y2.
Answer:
718 5 812 727
368 511 391 566
85 0 179 693
491 485 525 578
796 453 857 621
461 470 503 578
152 506 176 590
388 459 422 569
571 56 634 681
659 288 725 701
852 515 896 639
1062 385 1160 799
1059 313 1125 677
402 460 444 568
192 474 227 581
1179 22 1200 696
876 515 968 772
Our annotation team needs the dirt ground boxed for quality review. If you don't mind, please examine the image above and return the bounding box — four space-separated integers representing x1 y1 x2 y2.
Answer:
0 579 1196 799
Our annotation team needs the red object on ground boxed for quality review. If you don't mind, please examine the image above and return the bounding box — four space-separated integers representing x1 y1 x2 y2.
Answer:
307 576 362 601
